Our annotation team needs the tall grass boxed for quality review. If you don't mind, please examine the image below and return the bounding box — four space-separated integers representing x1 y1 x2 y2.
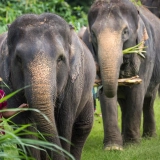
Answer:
82 96 160 160
0 86 75 160
0 109 75 160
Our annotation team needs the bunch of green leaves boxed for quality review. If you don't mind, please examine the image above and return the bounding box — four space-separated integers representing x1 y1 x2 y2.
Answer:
130 0 142 6
0 0 87 33
65 0 93 13
123 41 146 58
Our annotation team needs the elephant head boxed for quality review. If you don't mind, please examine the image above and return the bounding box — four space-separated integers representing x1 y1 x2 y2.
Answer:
88 0 148 98
0 13 88 159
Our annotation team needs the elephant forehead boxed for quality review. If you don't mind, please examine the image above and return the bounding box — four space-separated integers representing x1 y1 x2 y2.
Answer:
90 0 138 28
91 11 128 35
14 32 67 60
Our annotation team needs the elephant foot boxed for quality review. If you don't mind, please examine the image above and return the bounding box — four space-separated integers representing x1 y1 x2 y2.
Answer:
104 144 123 151
123 138 141 147
142 131 157 138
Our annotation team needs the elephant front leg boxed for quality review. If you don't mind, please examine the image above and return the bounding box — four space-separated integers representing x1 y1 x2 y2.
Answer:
142 85 158 137
99 89 123 150
118 98 127 137
70 98 94 160
14 115 41 160
123 85 144 144
26 124 41 160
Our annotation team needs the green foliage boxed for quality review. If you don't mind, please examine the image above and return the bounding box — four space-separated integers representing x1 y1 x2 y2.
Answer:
0 86 30 103
82 97 160 160
0 112 75 160
0 81 75 160
0 0 87 33
66 0 94 13
123 41 146 58
130 0 142 6
0 109 75 160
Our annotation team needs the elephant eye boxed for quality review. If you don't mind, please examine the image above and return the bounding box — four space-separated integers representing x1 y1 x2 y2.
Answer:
122 27 129 41
57 55 64 65
16 55 22 64
123 27 129 35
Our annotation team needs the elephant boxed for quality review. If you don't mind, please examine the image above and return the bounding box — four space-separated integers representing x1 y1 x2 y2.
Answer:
0 32 7 49
82 0 160 150
141 0 160 18
0 13 96 160
78 26 87 39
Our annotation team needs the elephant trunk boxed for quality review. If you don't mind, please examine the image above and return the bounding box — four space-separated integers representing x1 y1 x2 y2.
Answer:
98 30 123 98
31 85 61 143
27 83 63 159
25 54 64 159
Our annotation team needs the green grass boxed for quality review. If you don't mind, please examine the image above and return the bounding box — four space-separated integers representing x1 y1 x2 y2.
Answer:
82 96 160 160
0 82 160 160
1 94 160 160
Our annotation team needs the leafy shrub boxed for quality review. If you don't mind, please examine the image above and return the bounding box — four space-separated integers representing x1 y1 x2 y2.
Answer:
0 84 75 160
0 0 87 33
0 110 75 160
65 0 94 13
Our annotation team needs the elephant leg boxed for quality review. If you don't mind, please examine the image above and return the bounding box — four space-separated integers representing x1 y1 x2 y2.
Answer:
10 102 41 160
118 98 127 138
40 151 50 160
15 116 41 160
142 85 158 137
70 97 94 160
123 85 144 144
99 88 123 150
26 126 41 160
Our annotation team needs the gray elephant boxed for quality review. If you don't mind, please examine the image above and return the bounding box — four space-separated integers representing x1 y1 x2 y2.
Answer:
141 0 160 18
82 0 160 150
0 13 96 160
78 26 87 40
0 32 7 49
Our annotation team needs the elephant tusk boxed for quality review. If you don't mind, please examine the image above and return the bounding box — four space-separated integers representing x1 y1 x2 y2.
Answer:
118 75 142 86
93 75 142 87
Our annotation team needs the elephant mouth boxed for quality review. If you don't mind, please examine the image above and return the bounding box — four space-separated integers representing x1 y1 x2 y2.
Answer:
119 70 137 78
119 61 139 78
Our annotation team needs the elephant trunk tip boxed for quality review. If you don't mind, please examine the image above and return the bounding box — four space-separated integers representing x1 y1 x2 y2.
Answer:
103 84 118 98
105 90 116 98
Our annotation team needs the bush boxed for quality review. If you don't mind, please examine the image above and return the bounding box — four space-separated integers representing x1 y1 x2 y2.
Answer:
0 84 75 160
0 0 87 33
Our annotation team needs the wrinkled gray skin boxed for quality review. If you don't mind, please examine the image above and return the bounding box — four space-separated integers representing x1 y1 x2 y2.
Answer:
141 0 160 18
0 13 96 160
140 1 160 96
82 0 160 150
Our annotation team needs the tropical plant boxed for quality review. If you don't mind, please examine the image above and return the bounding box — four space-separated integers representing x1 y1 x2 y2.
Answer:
130 0 142 5
0 80 75 160
0 109 75 160
0 0 87 33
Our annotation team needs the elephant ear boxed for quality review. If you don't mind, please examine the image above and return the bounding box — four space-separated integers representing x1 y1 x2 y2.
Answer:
136 15 149 52
82 27 96 60
0 33 11 88
69 25 84 83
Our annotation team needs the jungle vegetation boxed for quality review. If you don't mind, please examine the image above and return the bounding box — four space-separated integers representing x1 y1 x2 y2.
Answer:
0 0 91 33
